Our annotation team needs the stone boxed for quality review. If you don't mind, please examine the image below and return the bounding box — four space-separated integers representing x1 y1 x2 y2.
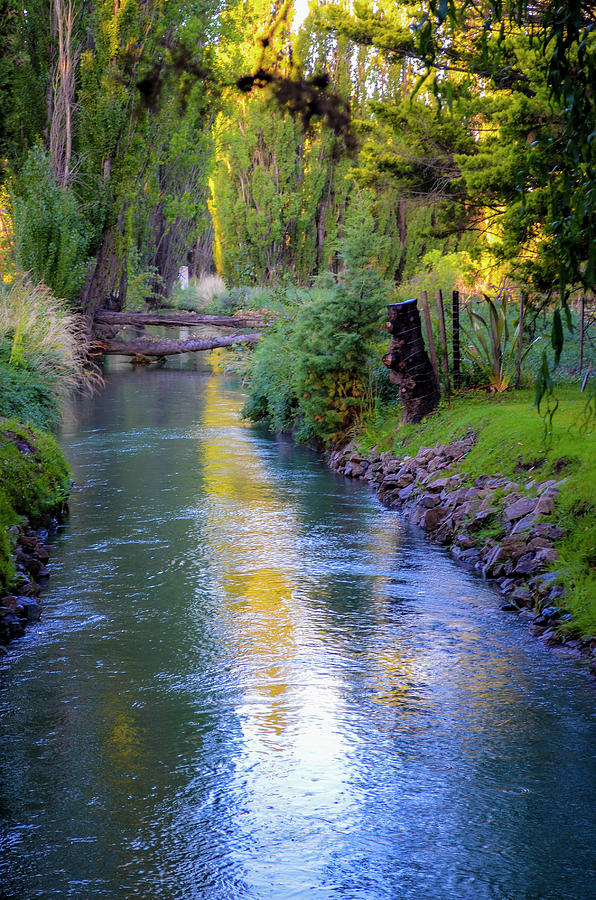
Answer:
379 473 404 487
421 493 439 508
511 513 538 534
514 553 538 575
530 523 565 541
434 519 454 544
536 494 556 515
504 497 538 521
534 547 558 566
16 581 40 597
445 440 473 460
19 598 41 621
426 477 451 492
460 498 484 518
536 479 557 494
472 506 499 525
527 537 553 552
511 587 532 606
500 601 520 612
540 605 560 621
497 577 516 594
344 462 365 478
423 506 447 531
485 475 507 489
458 548 481 563
482 545 503 577
500 535 529 558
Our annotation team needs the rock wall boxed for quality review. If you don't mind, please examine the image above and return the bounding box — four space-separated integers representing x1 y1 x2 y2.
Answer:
328 437 596 677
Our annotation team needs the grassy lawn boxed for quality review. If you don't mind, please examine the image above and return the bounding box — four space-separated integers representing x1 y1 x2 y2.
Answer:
357 386 596 636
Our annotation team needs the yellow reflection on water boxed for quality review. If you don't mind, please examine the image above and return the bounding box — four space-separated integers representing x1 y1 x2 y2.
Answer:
200 378 303 749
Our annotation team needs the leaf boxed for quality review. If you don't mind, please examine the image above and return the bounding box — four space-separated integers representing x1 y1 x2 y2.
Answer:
551 308 563 365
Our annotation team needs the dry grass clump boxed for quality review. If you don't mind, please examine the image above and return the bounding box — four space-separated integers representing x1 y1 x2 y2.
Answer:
193 274 226 305
0 274 99 397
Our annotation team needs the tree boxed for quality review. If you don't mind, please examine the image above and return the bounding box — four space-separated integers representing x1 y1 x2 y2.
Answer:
322 0 595 396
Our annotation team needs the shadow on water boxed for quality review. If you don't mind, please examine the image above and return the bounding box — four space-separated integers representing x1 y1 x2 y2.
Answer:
0 369 595 899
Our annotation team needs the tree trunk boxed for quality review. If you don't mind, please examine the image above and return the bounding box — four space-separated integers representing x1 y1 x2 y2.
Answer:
382 299 440 423
79 205 128 325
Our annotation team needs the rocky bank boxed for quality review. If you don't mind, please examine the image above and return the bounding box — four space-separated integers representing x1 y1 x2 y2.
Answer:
0 517 59 654
328 436 596 677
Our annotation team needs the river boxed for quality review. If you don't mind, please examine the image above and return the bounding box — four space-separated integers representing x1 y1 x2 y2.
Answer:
1 370 595 899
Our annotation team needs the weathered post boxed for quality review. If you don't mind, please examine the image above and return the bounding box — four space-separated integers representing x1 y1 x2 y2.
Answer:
515 291 525 389
420 290 439 386
579 295 585 373
452 290 461 389
382 299 440 423
436 288 450 396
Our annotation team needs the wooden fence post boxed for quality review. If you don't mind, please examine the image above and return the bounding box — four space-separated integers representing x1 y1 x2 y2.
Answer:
515 291 525 389
579 295 585 374
452 290 460 389
435 288 450 395
420 290 439 387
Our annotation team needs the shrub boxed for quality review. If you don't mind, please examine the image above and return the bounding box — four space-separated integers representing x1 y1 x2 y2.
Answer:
11 146 92 304
243 200 392 443
0 347 57 429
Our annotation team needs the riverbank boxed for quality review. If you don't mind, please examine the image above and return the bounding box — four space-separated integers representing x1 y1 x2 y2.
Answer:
328 388 596 676
0 276 85 651
0 420 70 652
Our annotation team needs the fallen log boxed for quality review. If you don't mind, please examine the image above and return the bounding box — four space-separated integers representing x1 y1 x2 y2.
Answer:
94 310 267 329
93 332 262 357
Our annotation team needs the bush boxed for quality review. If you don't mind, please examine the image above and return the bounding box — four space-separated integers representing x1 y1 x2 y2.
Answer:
243 201 392 443
0 348 57 429
11 146 92 304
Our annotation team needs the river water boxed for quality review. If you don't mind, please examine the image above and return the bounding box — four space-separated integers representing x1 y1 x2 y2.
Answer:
1 371 595 899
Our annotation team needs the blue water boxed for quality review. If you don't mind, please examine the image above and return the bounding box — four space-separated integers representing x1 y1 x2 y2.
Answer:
1 371 595 899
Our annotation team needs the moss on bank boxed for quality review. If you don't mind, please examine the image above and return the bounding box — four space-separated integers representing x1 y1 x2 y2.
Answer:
356 387 596 636
0 419 70 592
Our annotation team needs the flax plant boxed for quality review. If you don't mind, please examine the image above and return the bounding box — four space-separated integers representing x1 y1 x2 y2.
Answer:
463 294 537 392
0 274 98 398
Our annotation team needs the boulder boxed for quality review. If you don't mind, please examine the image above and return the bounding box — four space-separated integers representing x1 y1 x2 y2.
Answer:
504 497 538 522
423 506 447 531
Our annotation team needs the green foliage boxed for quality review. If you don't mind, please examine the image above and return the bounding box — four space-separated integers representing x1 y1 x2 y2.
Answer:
0 348 58 430
11 146 92 304
0 418 70 592
462 293 537 392
395 249 473 304
244 200 392 442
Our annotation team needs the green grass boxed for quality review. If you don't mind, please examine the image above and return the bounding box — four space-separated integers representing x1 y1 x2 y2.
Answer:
0 418 70 592
357 386 596 636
